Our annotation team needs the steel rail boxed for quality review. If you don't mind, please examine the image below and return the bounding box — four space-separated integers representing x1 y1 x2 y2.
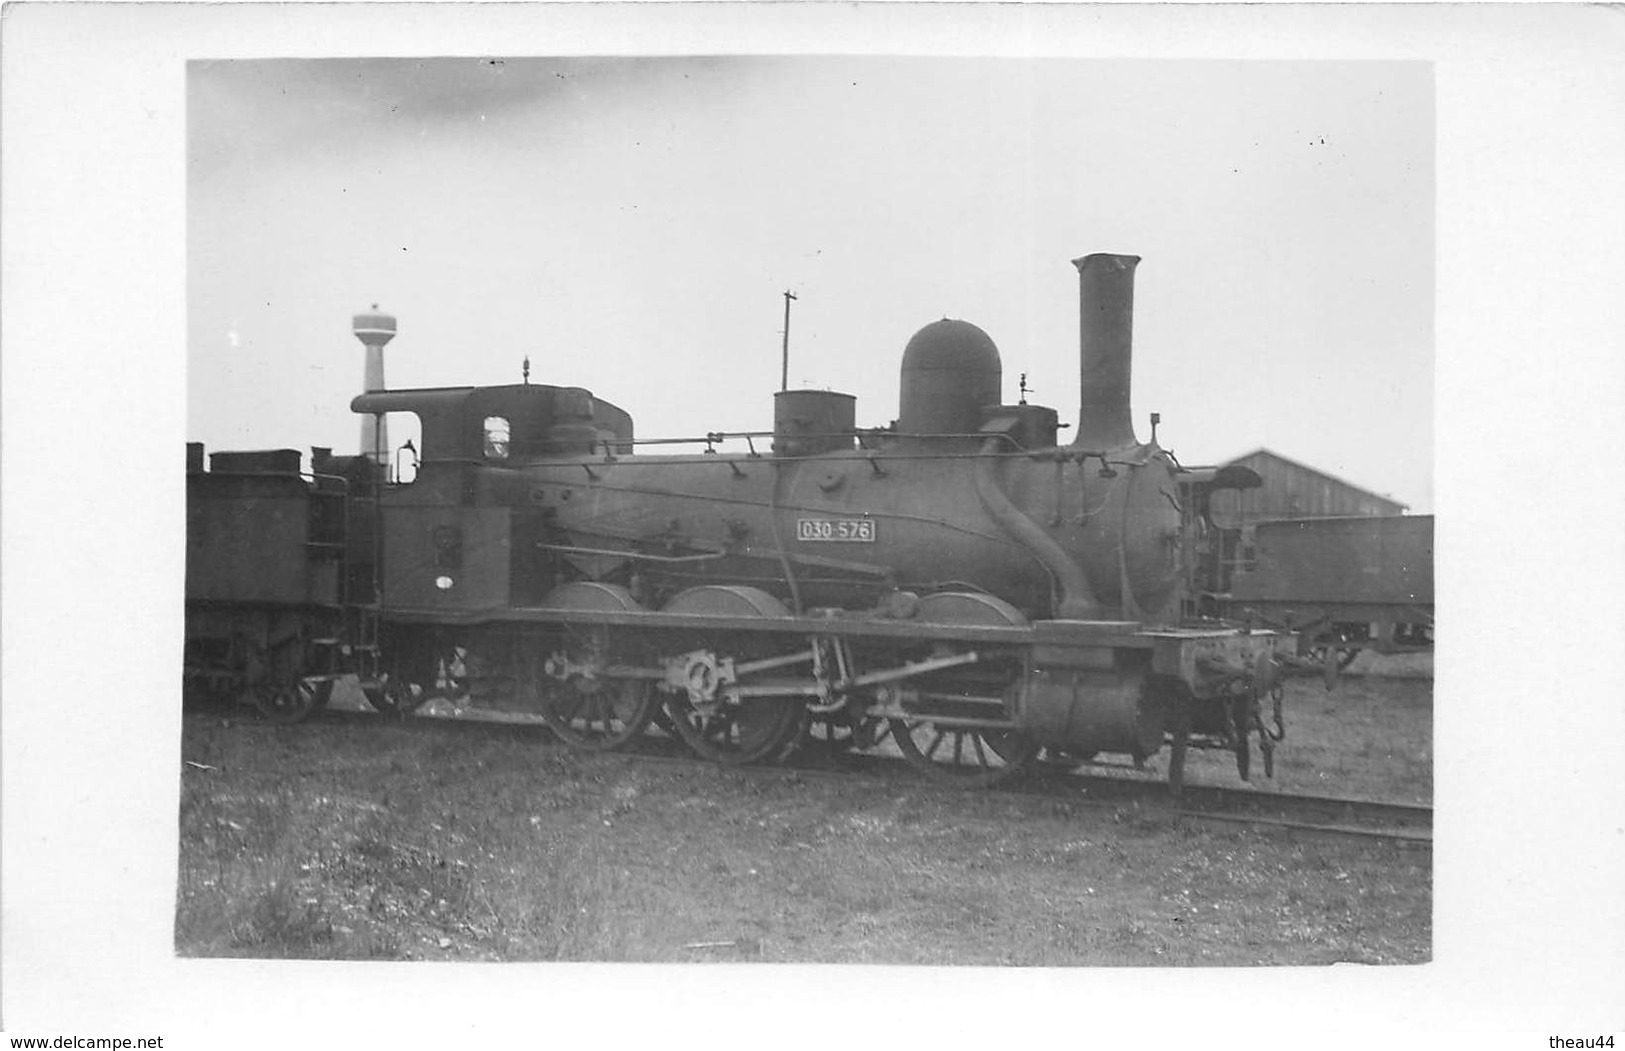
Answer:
253 705 1429 843
1040 771 1433 843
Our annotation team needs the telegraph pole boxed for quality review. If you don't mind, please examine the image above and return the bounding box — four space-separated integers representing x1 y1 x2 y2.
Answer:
780 289 797 391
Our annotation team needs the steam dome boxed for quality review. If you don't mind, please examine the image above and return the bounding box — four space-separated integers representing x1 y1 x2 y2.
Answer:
898 318 1002 437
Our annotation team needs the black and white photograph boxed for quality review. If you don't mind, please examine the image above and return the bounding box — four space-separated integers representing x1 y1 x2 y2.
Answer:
4 3 1623 1046
177 51 1437 964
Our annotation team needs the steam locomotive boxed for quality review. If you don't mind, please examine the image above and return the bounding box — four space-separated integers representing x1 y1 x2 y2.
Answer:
184 253 1287 791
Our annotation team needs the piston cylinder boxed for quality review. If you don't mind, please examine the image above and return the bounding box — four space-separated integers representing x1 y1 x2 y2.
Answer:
1019 666 1164 758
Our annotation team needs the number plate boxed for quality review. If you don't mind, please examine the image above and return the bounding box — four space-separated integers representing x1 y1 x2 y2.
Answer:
796 517 877 543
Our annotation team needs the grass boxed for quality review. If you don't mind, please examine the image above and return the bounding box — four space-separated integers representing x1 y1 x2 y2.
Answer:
1190 671 1434 804
176 668 1431 965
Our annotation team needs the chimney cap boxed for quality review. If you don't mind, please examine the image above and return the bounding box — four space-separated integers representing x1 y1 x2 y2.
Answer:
1071 253 1142 272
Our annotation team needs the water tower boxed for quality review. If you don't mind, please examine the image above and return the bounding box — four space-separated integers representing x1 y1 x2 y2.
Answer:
352 307 396 465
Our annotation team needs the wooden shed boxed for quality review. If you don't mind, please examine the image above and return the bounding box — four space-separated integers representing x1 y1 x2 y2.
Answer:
1209 448 1407 525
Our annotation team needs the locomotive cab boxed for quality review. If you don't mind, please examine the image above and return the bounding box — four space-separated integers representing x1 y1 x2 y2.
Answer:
351 383 633 467
350 383 636 617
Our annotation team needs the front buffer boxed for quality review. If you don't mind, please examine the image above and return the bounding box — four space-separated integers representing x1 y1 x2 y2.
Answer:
1018 621 1287 792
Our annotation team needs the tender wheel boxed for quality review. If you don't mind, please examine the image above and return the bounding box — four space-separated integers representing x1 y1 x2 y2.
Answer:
889 719 1039 787
659 585 807 765
253 678 331 724
363 677 427 716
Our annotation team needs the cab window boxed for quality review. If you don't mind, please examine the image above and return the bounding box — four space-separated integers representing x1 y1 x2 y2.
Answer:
483 416 511 460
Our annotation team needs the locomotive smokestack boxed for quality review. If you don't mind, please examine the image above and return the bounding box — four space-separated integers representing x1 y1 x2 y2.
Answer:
1071 253 1141 449
352 307 396 464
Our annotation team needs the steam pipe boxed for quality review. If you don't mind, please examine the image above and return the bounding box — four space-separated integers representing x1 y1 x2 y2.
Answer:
973 436 1102 619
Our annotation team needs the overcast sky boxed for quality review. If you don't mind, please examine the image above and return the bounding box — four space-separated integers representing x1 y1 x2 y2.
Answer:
189 56 1433 509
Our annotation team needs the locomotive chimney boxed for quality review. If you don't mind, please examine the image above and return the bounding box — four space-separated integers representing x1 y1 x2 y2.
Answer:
352 307 396 464
1071 253 1141 450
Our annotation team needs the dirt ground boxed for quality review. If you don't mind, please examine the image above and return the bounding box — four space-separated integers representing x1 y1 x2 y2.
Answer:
174 666 1431 965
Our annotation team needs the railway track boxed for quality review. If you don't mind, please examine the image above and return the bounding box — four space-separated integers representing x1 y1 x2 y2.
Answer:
204 701 1432 844
778 744 1433 844
1054 774 1432 843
